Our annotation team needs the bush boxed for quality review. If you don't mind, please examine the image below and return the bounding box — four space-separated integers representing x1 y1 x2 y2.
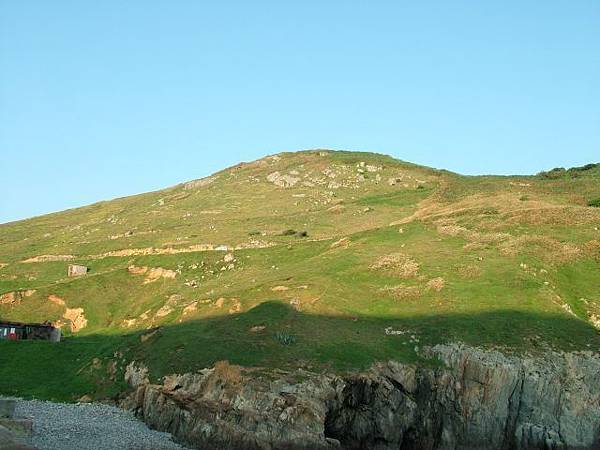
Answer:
569 163 598 175
538 163 598 179
482 207 499 215
274 332 297 346
538 167 566 179
279 229 308 238
213 360 242 383
588 198 600 207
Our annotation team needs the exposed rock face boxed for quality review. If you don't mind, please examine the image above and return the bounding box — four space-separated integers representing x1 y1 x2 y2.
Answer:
121 345 600 450
184 175 217 190
47 295 88 332
0 290 36 306
0 424 36 450
122 362 339 450
48 294 66 306
326 345 600 450
267 171 300 188
22 254 75 263
63 307 87 332
128 266 178 284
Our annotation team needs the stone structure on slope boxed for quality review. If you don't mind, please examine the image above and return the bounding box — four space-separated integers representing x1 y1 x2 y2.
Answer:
67 264 88 277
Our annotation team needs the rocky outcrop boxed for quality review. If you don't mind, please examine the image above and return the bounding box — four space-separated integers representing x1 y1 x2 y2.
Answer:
0 290 36 306
122 361 340 449
127 266 178 284
22 254 75 263
0 399 35 450
326 345 600 450
0 425 36 450
62 307 87 332
121 345 600 450
184 176 217 190
266 171 300 188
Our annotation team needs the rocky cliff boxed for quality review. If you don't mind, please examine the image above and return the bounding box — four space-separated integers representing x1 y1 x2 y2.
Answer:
121 344 600 450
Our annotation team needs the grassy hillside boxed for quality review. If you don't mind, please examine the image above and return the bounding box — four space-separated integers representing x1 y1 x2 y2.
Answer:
1 150 599 401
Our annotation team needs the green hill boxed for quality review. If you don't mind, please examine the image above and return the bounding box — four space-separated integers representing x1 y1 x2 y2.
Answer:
1 150 599 401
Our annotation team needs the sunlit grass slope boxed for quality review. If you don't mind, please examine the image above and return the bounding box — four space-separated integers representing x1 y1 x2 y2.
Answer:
0 150 598 401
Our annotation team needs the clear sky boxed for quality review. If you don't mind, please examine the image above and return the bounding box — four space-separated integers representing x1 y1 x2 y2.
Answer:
1 1 599 224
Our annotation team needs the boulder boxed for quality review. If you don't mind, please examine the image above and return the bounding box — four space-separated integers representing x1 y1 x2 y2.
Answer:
0 400 15 418
0 424 36 450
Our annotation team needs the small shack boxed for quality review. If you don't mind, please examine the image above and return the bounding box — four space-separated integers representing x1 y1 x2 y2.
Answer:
0 321 61 342
67 264 88 277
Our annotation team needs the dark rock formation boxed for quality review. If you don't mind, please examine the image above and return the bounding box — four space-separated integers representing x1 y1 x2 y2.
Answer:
121 345 600 450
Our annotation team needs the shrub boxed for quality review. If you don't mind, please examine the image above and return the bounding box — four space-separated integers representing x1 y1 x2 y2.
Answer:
538 163 598 179
279 229 308 238
569 163 598 175
274 332 297 346
538 167 566 179
588 198 600 207
370 253 419 278
481 207 499 215
213 360 242 384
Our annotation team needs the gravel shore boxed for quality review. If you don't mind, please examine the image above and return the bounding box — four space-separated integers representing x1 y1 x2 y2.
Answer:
9 398 189 450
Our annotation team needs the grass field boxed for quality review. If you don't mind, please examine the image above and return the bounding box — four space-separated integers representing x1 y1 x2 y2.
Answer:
1 150 598 401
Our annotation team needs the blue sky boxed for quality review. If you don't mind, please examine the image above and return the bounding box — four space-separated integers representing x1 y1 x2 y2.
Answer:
1 1 599 224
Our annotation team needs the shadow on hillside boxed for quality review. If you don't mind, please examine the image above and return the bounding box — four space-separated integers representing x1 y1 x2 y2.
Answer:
1 301 598 401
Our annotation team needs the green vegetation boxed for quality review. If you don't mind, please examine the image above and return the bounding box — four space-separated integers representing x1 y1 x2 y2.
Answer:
274 330 297 346
537 163 599 179
0 150 598 401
